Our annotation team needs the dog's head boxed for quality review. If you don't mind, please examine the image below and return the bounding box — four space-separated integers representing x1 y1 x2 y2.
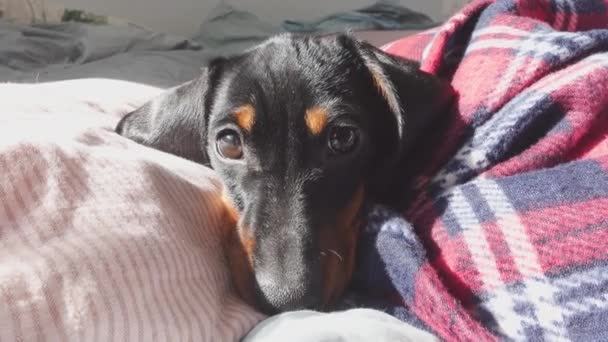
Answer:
116 34 452 314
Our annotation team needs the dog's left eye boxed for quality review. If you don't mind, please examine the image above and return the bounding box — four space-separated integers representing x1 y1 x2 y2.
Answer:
216 129 243 160
328 125 359 154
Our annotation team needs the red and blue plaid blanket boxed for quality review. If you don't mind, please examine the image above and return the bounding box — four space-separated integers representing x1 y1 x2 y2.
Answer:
345 0 608 340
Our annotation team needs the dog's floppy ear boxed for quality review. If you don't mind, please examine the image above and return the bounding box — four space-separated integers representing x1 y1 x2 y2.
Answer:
340 35 454 201
115 58 225 166
349 37 454 157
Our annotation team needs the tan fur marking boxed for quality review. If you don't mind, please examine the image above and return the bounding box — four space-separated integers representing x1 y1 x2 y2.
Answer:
319 185 365 308
220 189 257 307
371 72 392 104
366 60 402 130
305 107 329 135
234 104 255 132
240 232 256 262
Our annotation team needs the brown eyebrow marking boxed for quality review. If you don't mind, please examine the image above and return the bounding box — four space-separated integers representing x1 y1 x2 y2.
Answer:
305 106 329 135
234 104 255 132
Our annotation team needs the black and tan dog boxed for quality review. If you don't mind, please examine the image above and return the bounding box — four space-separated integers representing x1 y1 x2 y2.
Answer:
116 33 453 314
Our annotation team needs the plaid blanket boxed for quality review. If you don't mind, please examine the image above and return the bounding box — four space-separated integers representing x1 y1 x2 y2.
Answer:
344 0 608 341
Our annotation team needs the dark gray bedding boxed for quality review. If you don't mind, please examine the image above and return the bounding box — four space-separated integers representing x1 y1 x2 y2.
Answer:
0 21 212 87
0 1 433 88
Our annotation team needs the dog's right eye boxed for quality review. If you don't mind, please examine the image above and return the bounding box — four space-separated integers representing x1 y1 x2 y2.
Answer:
328 125 359 155
216 130 243 160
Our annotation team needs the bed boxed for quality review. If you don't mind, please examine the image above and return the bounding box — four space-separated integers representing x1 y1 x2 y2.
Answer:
0 2 440 341
1 0 607 341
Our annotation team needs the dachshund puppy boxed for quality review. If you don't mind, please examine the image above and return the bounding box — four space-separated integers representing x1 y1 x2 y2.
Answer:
116 33 453 314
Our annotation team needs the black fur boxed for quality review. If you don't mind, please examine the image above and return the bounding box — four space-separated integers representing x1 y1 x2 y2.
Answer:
116 33 453 314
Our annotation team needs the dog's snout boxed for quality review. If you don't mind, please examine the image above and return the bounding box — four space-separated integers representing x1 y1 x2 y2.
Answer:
251 213 322 313
255 269 321 313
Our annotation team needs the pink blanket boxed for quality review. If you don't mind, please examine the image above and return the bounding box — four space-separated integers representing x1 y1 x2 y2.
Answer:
0 79 264 341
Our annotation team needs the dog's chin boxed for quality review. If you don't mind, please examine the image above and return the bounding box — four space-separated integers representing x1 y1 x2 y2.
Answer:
224 234 352 314
220 186 365 315
254 282 322 314
226 248 341 314
226 247 357 315
224 236 362 314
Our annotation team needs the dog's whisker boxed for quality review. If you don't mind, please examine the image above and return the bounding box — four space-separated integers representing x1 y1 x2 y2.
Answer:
327 249 343 262
320 250 343 263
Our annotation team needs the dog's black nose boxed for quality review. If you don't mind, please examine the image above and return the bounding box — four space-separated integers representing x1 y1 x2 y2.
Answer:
254 271 321 314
